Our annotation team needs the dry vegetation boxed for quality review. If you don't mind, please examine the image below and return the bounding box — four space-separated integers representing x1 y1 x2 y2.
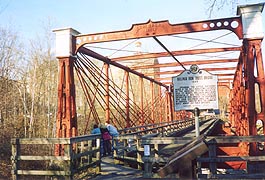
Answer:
0 24 59 178
0 23 94 178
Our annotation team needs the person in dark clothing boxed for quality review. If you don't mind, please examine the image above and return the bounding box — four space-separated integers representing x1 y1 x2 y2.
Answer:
100 126 112 156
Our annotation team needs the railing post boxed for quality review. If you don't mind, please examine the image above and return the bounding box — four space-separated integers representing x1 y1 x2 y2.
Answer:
113 136 119 164
143 144 152 178
87 140 92 164
123 139 129 166
96 138 101 173
11 138 19 180
136 137 142 170
64 143 73 180
208 139 217 177
80 141 84 164
154 143 159 159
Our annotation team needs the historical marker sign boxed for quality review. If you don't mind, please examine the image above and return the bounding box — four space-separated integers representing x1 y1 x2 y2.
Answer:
172 65 218 111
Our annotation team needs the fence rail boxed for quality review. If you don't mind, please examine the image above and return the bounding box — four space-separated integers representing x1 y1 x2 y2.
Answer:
139 135 265 178
11 134 101 180
118 118 195 136
112 118 199 172
11 118 197 179
11 118 265 179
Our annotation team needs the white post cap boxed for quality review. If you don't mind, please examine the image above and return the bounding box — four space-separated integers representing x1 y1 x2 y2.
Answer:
237 3 264 39
53 28 80 57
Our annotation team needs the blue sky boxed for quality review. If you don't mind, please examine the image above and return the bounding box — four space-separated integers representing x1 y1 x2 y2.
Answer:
1 0 260 40
0 0 265 63
1 0 265 83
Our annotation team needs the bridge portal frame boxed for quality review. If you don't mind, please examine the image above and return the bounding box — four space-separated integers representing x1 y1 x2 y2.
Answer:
54 3 265 160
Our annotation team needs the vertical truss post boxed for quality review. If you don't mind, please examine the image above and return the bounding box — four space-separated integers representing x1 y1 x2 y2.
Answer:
54 28 80 155
253 39 265 134
231 52 247 136
140 77 144 125
168 87 173 121
244 39 256 137
239 54 246 135
151 82 155 124
238 3 265 160
244 39 265 153
165 91 169 122
57 56 78 138
125 71 130 127
165 91 171 122
104 63 110 124
159 88 162 123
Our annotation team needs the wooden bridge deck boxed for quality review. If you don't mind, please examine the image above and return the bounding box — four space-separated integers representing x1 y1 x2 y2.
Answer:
91 156 143 180
91 118 218 179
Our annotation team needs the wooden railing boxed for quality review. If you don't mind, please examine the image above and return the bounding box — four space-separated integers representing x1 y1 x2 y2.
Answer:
198 135 265 179
11 118 211 179
118 118 196 136
139 135 265 179
11 134 101 180
112 118 198 171
10 118 196 180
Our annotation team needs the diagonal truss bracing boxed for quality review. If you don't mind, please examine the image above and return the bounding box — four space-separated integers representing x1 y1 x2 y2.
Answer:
75 47 175 132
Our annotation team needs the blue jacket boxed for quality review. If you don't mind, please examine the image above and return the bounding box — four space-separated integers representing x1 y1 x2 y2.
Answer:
91 127 101 134
106 124 119 137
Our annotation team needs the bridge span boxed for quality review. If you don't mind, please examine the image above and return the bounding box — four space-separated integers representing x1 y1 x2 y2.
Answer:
11 117 265 179
11 2 265 180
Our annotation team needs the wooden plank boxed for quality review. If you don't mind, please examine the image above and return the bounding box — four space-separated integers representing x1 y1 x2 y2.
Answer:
73 149 99 159
183 119 218 137
157 135 208 178
211 173 265 179
70 134 101 143
11 135 101 145
114 155 139 163
142 156 168 163
141 136 195 144
76 160 100 172
142 133 160 138
206 135 265 143
16 170 70 176
116 135 141 140
158 144 185 156
11 138 71 145
17 155 70 161
198 155 265 162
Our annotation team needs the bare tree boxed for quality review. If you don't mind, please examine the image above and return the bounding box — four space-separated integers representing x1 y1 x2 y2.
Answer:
205 0 240 17
0 26 25 128
26 19 57 138
0 25 27 177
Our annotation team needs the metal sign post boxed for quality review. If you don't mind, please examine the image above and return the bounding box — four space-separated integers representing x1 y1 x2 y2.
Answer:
194 107 200 137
